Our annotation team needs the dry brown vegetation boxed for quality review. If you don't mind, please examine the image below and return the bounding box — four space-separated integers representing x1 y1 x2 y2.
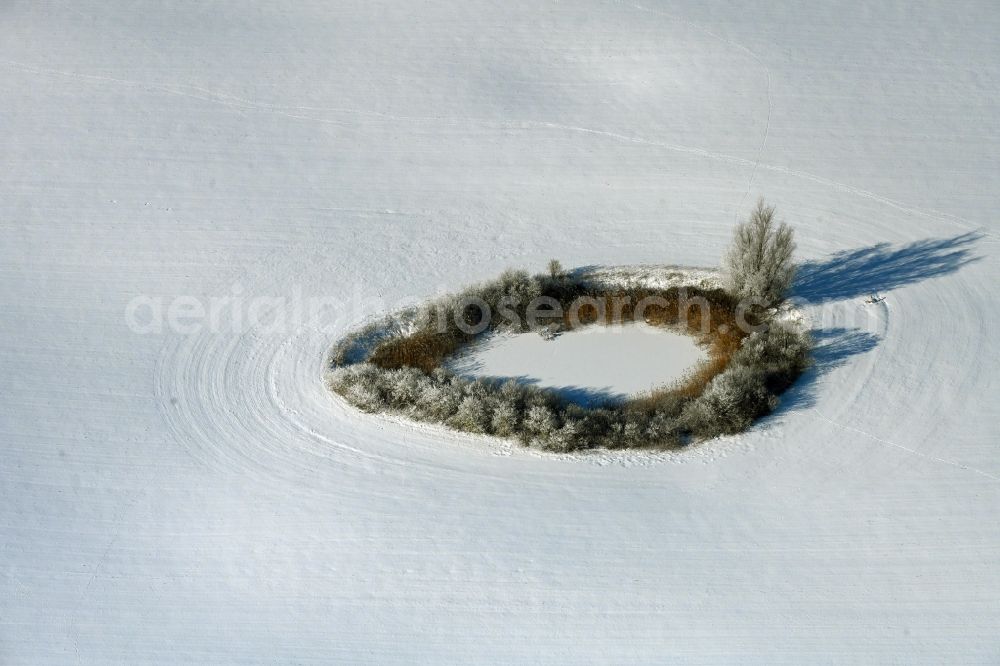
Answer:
368 330 466 373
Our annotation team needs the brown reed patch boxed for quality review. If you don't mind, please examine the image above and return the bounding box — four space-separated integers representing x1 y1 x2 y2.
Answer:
369 330 466 373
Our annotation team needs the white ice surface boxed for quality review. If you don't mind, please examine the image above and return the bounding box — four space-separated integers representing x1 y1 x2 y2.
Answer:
2 1 1000 663
447 324 705 404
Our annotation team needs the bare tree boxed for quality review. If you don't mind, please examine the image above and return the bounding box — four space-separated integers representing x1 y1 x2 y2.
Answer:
724 199 796 305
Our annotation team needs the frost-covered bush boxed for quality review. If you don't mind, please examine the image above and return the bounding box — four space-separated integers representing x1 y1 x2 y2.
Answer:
521 405 558 445
448 395 490 433
731 322 811 387
490 401 521 437
387 366 423 405
724 199 796 306
415 382 453 421
646 410 682 447
679 365 775 437
327 364 386 413
548 259 564 279
548 419 582 453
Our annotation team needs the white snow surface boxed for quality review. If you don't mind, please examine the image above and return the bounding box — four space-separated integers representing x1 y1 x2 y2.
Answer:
447 324 706 404
580 264 725 291
3 1 1000 662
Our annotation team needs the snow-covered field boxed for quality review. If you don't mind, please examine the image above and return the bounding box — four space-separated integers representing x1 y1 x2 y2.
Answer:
447 324 706 404
3 1 999 662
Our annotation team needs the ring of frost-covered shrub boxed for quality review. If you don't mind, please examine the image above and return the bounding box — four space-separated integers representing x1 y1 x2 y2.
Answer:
324 267 811 452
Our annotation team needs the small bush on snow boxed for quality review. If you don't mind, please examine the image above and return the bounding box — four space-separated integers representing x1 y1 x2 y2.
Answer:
731 322 811 388
386 367 423 405
646 410 682 447
521 405 558 446
547 419 582 453
490 401 521 437
448 395 491 433
679 365 776 438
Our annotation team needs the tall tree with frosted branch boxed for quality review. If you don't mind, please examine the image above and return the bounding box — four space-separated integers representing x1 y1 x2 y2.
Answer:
724 198 796 305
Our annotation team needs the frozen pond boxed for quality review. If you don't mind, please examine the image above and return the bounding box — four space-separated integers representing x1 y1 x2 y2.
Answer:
446 323 706 405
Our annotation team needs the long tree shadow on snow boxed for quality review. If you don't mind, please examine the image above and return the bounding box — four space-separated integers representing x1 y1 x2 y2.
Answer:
808 327 882 375
774 231 982 414
793 231 982 304
772 327 881 415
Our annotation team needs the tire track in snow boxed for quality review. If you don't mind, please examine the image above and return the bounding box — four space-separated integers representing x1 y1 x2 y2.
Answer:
151 252 564 497
3 57 989 240
773 238 997 491
811 408 1000 482
623 1 773 214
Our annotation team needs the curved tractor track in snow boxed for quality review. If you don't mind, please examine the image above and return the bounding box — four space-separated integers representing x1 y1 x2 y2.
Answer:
5 0 1000 662
153 191 992 491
